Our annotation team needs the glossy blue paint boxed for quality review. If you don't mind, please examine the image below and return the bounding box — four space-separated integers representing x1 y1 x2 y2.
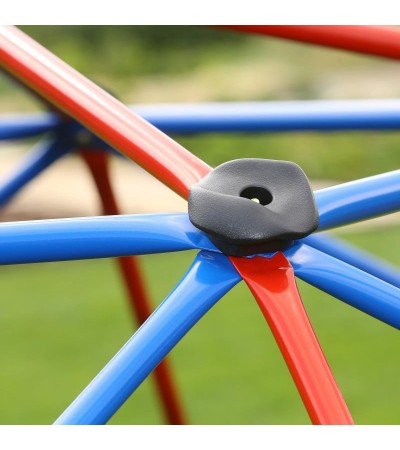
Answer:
133 100 400 133
285 242 400 329
0 137 71 206
0 113 60 140
55 251 241 424
7 99 400 137
314 170 400 231
303 233 400 289
0 213 218 264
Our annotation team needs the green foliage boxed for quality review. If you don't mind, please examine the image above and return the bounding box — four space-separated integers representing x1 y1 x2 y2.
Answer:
176 131 400 181
19 26 247 78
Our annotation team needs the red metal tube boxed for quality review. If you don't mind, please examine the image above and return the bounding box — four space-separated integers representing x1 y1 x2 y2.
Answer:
230 252 354 425
223 26 400 61
0 26 211 200
81 150 186 425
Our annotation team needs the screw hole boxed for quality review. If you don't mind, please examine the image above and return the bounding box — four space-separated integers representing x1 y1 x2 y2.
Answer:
240 186 273 206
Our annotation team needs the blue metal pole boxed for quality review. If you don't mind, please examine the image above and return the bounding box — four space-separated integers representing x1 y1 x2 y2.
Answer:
133 99 400 133
303 233 400 289
55 251 241 424
314 170 400 231
0 113 60 140
0 137 71 206
7 99 400 136
0 213 217 264
285 242 400 329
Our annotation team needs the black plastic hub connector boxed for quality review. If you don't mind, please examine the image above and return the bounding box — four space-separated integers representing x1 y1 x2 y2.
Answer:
188 158 319 257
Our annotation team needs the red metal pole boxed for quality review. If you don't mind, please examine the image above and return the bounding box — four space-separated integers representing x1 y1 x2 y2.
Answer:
231 252 354 425
80 150 186 425
223 26 400 61
0 26 210 200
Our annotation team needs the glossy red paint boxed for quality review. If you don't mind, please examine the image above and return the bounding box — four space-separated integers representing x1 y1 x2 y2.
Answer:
81 150 186 425
223 26 400 61
0 26 211 200
230 252 354 425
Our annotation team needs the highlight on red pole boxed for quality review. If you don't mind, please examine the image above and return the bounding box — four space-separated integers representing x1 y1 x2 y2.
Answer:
0 26 211 200
223 26 400 61
231 252 354 425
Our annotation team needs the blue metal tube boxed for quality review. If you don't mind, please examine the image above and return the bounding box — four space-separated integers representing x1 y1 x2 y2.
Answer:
0 137 71 206
6 99 400 139
55 251 241 424
133 99 400 133
314 170 400 231
285 242 400 329
0 213 218 264
303 233 400 289
0 113 60 140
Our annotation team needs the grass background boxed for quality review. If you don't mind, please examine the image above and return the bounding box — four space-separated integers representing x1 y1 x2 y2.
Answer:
0 26 399 424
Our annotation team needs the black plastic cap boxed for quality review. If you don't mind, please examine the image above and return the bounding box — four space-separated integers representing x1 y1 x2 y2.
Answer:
188 158 319 256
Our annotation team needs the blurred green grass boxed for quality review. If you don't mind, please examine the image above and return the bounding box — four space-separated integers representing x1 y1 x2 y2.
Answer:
175 132 400 181
0 226 398 424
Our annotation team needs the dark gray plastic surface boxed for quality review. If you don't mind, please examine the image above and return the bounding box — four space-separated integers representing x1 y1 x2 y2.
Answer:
188 158 319 256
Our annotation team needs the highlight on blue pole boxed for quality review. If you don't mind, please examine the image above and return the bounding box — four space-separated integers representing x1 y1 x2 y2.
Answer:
6 99 400 138
55 250 242 424
0 137 72 207
0 213 218 265
285 242 400 329
314 170 400 231
133 99 400 133
0 113 60 140
303 233 400 289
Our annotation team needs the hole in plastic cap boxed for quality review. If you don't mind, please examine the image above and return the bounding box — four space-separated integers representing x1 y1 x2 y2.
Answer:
240 186 273 206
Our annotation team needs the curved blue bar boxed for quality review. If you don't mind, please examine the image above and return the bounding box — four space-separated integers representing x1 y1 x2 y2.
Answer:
6 99 400 139
0 138 71 206
314 170 400 231
55 251 241 424
0 213 218 264
0 113 60 140
134 99 400 133
303 234 400 289
285 242 400 329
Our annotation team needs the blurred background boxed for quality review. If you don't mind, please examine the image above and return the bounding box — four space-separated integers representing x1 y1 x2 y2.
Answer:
0 26 399 424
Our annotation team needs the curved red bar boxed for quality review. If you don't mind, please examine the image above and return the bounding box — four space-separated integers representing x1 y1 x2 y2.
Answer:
81 150 186 424
231 253 354 425
0 26 211 199
223 26 400 61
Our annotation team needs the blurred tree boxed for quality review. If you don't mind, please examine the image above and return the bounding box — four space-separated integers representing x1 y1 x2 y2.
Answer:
20 26 249 78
